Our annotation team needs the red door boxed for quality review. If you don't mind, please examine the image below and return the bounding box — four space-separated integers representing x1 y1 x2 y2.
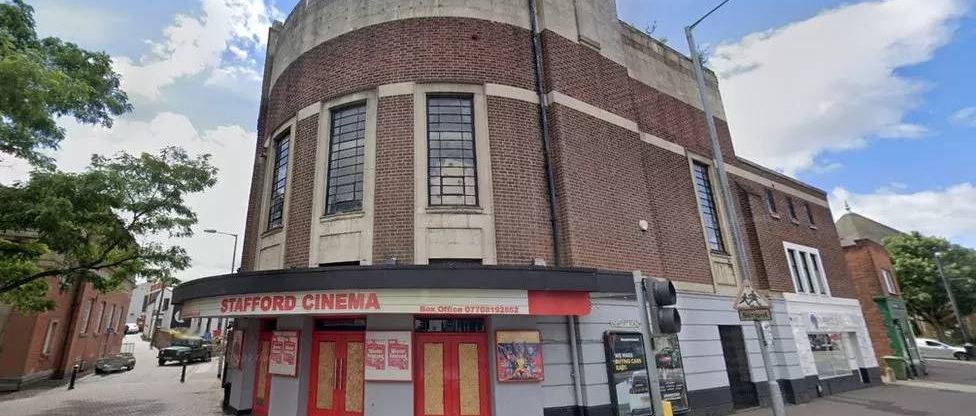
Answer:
308 332 365 416
414 333 492 416
253 332 273 416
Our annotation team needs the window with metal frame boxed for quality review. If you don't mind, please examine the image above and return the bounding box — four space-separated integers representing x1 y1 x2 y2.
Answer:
268 133 290 229
692 162 726 253
785 243 829 295
325 104 366 214
427 96 477 206
765 188 778 214
882 269 897 294
787 197 798 220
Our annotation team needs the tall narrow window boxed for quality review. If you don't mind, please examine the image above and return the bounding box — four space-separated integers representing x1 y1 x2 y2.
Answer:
428 96 477 206
326 104 366 214
787 248 806 293
804 201 816 225
95 301 106 335
692 162 726 253
785 243 830 295
787 197 798 220
267 134 290 229
80 298 94 334
882 269 897 294
42 321 59 355
765 188 778 214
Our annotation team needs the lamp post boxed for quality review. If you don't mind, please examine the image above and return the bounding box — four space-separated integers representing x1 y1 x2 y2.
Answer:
934 252 970 343
203 228 239 381
686 1 787 415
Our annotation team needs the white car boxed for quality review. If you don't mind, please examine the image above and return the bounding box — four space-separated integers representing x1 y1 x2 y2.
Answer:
124 322 140 335
916 337 970 360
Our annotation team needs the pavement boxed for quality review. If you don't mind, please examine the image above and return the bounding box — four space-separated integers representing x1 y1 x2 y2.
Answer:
736 359 976 416
0 334 224 416
1 339 974 416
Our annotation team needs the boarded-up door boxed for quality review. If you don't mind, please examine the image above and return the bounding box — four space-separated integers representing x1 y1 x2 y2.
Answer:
414 333 491 416
309 332 365 416
253 332 273 416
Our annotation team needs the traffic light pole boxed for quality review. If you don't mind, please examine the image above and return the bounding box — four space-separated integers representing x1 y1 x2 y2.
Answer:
686 8 787 415
634 271 665 416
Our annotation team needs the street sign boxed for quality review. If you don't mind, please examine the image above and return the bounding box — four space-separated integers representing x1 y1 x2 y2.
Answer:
734 284 772 321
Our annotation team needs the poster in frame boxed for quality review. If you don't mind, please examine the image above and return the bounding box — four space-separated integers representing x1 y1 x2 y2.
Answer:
227 329 244 370
268 330 300 377
495 330 544 382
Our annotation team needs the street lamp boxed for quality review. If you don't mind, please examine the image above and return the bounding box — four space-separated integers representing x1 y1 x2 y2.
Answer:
203 228 239 381
933 252 971 343
204 229 239 273
686 1 787 415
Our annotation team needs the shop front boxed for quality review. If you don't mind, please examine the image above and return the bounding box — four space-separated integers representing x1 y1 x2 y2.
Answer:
875 296 925 377
171 266 633 416
782 293 881 398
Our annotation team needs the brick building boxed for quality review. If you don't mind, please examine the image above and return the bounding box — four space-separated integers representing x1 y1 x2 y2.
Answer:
173 1 879 415
837 212 925 378
0 279 131 391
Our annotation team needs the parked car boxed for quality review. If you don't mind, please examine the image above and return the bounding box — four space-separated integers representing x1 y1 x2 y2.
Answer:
94 353 136 374
124 322 140 334
916 337 970 360
158 338 212 366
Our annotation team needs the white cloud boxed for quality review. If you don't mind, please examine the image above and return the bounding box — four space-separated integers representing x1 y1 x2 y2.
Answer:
114 0 273 100
877 123 930 139
0 114 257 282
710 0 966 174
830 184 976 248
950 106 976 126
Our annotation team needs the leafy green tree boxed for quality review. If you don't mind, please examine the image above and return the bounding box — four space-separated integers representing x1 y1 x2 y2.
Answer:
0 0 130 168
885 232 976 341
0 147 217 311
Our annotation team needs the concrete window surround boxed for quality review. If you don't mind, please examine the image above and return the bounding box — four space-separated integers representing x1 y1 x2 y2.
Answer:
256 119 296 271
783 241 832 297
308 91 378 266
411 83 497 265
687 152 741 296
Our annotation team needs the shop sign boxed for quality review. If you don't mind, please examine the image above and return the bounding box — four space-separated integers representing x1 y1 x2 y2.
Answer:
495 330 544 382
268 330 299 377
604 332 689 416
364 331 412 381
181 289 591 317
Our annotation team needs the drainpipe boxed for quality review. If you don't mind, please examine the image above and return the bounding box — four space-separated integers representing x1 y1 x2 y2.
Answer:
528 0 584 413
54 282 86 378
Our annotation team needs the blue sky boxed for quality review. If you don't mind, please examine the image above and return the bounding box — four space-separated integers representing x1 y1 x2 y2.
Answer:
2 0 973 281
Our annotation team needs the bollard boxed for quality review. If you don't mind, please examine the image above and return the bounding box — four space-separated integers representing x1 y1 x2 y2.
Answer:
181 361 187 383
68 364 79 390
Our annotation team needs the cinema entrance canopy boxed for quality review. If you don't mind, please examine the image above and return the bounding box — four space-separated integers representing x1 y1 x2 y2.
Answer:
171 265 634 416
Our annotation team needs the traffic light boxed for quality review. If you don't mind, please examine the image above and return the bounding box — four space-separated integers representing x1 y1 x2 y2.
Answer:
643 278 682 334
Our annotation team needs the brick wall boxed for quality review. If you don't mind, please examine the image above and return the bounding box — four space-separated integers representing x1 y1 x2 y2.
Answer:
0 280 131 385
283 115 319 267
238 15 858 302
844 240 897 365
486 96 554 265
548 104 665 274
736 180 855 297
372 95 415 264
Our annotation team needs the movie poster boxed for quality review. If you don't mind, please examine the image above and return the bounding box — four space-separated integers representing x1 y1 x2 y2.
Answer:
365 331 412 381
268 330 299 376
604 332 690 416
495 330 544 382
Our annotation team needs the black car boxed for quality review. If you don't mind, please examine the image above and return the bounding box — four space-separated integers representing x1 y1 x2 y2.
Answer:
158 338 212 366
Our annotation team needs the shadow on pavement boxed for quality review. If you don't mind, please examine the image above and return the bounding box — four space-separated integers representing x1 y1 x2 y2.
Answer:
31 399 166 416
